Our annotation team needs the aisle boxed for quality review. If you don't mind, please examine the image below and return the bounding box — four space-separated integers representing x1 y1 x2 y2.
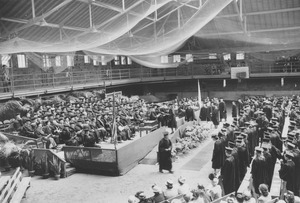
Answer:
181 140 214 171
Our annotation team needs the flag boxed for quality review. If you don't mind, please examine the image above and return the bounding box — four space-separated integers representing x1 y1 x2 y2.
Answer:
198 80 202 108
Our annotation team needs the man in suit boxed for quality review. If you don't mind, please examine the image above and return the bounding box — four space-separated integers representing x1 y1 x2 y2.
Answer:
219 99 227 121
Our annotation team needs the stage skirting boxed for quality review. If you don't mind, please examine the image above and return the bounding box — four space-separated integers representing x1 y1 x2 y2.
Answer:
62 113 199 176
63 127 166 176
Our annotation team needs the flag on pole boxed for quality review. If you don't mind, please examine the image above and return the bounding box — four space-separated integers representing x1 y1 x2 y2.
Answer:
111 92 118 147
198 80 202 108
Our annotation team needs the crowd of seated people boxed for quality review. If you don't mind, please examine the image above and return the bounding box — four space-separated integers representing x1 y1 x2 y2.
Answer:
128 174 223 203
274 56 300 73
2 95 203 149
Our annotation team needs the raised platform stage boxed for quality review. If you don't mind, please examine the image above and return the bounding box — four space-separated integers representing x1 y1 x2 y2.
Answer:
63 127 167 176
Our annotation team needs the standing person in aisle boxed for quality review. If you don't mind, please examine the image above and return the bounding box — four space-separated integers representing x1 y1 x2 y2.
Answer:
158 131 174 173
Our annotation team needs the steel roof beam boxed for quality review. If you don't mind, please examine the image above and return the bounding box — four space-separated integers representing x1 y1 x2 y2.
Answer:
77 0 155 21
4 0 73 37
197 25 300 36
1 17 89 32
216 6 300 18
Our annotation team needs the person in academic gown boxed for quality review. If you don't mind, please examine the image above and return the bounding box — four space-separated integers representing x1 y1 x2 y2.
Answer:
200 103 208 121
211 132 226 173
158 131 173 173
221 147 236 195
279 151 296 194
236 138 250 182
251 147 269 194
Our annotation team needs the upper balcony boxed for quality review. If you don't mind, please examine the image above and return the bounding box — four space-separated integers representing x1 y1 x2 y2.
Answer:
1 60 300 100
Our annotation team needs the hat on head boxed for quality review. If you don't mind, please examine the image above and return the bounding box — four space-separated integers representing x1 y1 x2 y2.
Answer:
255 146 263 152
236 135 244 140
285 151 294 158
262 142 271 149
239 127 246 130
163 131 169 136
267 127 274 131
234 131 241 136
240 132 247 138
225 146 233 153
223 123 230 127
178 177 186 184
228 141 236 148
287 141 295 148
221 128 227 132
236 139 243 144
152 185 162 193
166 180 173 186
244 122 250 126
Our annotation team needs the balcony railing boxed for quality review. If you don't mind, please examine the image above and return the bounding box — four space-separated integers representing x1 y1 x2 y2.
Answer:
1 61 300 95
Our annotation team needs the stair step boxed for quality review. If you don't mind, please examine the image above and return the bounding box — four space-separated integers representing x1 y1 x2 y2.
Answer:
65 167 76 177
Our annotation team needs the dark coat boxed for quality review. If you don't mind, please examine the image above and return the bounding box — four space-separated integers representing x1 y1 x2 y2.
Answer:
200 106 207 121
237 146 249 181
158 138 172 171
221 156 236 195
212 139 225 169
251 156 269 194
279 159 296 194
232 104 237 118
219 101 227 120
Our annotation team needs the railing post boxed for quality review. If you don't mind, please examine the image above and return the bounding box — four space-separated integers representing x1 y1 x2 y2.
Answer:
119 69 121 79
52 73 55 87
129 69 131 78
149 68 151 77
33 73 36 90
140 66 143 78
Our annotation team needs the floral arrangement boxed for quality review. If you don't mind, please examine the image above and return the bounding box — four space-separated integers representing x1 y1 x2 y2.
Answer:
172 123 214 156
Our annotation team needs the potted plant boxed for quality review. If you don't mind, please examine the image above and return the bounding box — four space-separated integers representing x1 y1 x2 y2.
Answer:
49 156 61 180
26 150 36 177
41 154 49 179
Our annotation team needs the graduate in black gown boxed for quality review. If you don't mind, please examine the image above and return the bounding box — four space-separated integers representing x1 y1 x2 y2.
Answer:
221 147 236 195
158 131 173 173
211 131 226 174
251 147 269 194
279 151 296 194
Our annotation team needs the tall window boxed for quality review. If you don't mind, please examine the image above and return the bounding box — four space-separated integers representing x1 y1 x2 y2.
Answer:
1 55 11 67
161 55 168 63
42 55 51 67
84 55 90 63
121 56 127 65
17 54 28 68
93 59 99 66
67 55 74 66
114 56 120 65
55 56 61 67
127 57 132 65
173 55 181 63
186 54 193 62
101 55 107 65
